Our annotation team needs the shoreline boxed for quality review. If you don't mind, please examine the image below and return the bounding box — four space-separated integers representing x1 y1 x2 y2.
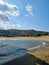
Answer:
0 36 49 64
0 36 49 41
30 45 49 64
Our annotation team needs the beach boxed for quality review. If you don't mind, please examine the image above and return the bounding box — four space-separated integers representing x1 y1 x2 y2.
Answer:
0 36 49 41
30 46 49 64
3 46 49 65
0 36 49 65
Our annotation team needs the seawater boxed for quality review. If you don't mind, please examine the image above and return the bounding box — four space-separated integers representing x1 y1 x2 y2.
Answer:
0 40 42 65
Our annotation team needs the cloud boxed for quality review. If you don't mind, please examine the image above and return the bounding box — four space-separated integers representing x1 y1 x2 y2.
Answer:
0 0 20 16
25 4 34 16
0 0 21 29
0 21 21 29
0 14 9 21
0 0 20 22
0 0 5 4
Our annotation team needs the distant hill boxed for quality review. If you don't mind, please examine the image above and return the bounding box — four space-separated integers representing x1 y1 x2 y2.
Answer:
0 29 49 37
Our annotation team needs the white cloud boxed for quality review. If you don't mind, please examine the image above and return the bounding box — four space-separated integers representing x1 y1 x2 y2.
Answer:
0 21 21 29
25 4 34 16
0 0 5 4
0 0 21 29
0 0 20 22
0 0 20 16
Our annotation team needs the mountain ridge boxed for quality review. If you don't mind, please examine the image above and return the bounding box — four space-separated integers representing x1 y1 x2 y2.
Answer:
0 29 49 37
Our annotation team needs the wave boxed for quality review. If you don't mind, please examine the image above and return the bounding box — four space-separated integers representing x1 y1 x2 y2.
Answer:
0 45 28 57
27 41 46 50
0 41 46 65
27 45 41 50
42 42 46 46
0 45 28 65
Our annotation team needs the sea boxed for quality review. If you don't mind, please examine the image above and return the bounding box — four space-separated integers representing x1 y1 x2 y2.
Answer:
0 39 46 65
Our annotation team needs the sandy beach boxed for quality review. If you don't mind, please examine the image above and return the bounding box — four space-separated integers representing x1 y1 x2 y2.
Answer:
0 36 49 65
0 36 49 41
3 46 49 65
30 46 49 64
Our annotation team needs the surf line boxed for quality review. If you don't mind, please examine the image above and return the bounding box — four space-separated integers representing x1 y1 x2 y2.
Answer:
27 45 41 50
41 41 46 46
27 41 46 51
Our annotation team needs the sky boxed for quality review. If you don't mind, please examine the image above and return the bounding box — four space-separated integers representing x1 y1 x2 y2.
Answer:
0 0 49 31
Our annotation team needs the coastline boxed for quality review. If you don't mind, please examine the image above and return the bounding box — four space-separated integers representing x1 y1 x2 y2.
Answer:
30 45 49 64
0 36 49 65
0 36 49 42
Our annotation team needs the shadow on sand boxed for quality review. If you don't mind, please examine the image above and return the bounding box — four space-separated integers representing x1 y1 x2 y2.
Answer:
3 53 49 65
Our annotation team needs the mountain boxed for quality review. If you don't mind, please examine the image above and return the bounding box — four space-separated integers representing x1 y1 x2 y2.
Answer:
0 29 49 37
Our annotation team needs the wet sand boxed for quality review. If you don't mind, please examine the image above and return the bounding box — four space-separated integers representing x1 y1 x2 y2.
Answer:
30 46 49 64
3 46 49 65
0 36 49 65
